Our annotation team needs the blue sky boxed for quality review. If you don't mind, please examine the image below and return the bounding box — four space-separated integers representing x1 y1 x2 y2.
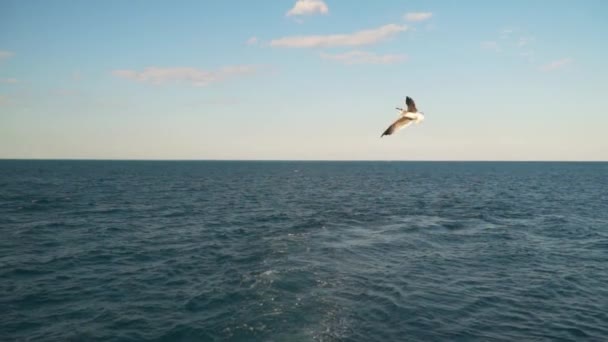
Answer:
1 0 607 160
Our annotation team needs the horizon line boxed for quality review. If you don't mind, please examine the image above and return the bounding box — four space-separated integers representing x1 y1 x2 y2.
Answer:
1 158 606 163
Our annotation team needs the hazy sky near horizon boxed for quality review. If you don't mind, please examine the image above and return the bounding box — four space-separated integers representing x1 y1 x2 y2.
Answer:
1 0 607 160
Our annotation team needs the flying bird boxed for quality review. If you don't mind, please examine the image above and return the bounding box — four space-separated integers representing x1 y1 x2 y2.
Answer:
380 96 425 137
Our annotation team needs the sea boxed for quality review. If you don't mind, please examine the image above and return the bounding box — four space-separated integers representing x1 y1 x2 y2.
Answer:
1 160 607 341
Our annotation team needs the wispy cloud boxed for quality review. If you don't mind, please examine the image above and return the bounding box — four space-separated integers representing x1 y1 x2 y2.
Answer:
486 28 572 70
486 29 540 60
270 24 407 48
540 58 573 72
517 36 534 47
112 66 258 86
519 51 536 63
484 29 534 52
320 50 407 65
500 28 516 39
0 78 18 84
0 50 14 61
286 0 329 17
404 12 433 22
246 36 258 46
481 41 501 52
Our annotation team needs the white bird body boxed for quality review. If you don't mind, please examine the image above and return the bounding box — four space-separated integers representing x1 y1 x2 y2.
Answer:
401 111 424 123
380 96 425 137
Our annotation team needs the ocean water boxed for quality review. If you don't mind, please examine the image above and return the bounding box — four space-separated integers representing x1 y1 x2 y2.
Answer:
1 160 608 341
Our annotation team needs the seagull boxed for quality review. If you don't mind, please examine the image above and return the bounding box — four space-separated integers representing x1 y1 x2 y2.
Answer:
380 96 425 137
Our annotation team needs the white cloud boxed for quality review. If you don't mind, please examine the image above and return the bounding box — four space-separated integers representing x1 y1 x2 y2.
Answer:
485 29 570 72
500 28 516 39
481 41 500 52
489 29 537 57
0 50 14 61
404 12 433 22
112 66 257 86
540 58 573 72
517 36 534 47
286 0 329 17
270 24 408 48
246 36 258 46
0 78 18 84
320 50 407 65
519 51 535 62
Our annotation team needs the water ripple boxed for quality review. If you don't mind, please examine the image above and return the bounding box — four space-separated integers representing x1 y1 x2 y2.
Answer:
1 161 607 341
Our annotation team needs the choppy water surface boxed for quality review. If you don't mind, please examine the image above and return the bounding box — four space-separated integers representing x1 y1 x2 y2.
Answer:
1 161 608 341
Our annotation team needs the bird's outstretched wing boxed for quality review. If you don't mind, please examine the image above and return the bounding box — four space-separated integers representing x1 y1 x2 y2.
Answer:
381 116 414 137
406 96 417 113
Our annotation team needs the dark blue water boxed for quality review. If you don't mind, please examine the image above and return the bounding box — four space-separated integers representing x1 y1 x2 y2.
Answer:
1 160 608 341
